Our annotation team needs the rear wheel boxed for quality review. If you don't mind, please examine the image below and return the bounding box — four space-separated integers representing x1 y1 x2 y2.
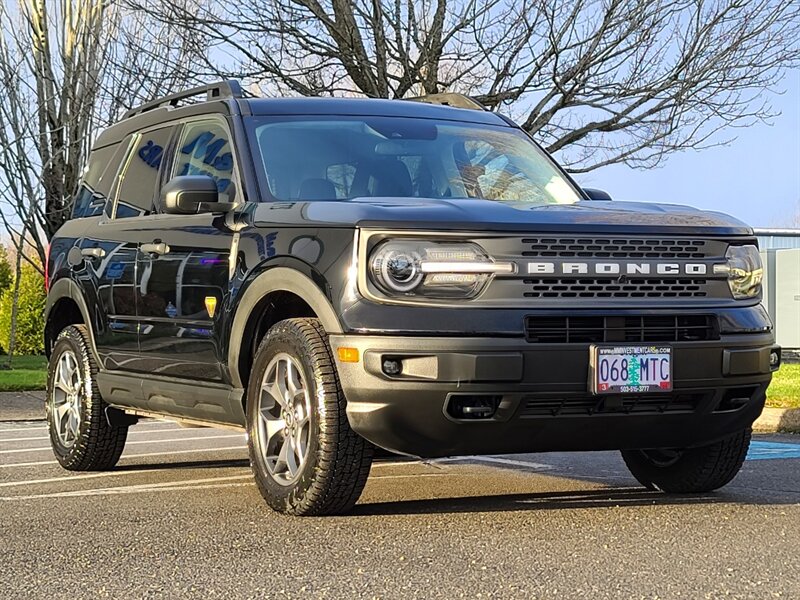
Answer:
46 325 128 470
246 318 373 515
621 428 751 493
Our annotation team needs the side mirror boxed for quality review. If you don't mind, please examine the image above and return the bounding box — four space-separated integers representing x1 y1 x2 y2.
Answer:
583 187 613 201
161 176 233 214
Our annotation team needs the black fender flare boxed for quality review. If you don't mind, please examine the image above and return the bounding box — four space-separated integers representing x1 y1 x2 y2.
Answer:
226 267 343 388
44 278 102 363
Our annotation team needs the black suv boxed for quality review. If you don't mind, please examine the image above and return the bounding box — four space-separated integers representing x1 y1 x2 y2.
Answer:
45 81 780 515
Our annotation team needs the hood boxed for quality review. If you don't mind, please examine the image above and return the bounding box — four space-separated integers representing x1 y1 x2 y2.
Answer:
249 198 752 236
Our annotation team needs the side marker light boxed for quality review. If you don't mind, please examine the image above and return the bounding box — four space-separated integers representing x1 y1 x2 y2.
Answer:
337 347 360 363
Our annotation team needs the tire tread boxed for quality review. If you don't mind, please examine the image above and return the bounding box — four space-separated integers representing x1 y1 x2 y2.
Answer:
247 318 373 516
621 428 751 493
48 325 128 471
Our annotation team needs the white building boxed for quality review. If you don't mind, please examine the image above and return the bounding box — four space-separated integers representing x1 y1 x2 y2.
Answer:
756 229 800 351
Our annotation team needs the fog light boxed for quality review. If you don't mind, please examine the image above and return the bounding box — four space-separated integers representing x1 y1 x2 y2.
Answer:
769 350 780 369
382 358 402 376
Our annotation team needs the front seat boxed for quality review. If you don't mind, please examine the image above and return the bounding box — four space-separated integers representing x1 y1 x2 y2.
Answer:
298 178 337 200
373 159 413 197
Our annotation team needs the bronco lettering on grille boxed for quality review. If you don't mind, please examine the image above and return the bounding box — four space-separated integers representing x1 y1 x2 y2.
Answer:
527 262 708 275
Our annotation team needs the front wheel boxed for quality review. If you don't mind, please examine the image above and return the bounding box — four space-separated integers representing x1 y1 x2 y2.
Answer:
246 318 373 516
621 428 751 493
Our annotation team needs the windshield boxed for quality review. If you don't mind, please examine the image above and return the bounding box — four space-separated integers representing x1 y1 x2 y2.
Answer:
245 116 581 204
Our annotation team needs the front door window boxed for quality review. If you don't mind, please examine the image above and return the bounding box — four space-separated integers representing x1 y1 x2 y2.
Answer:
173 120 236 202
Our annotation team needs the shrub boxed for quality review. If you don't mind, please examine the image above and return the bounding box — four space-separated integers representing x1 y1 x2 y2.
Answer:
0 246 11 295
0 263 46 355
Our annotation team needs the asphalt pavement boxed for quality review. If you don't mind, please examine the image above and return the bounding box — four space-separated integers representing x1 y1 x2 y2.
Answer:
0 391 45 421
0 414 798 599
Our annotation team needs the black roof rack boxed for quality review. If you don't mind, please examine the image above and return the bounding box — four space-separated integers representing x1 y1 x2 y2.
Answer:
405 92 486 111
122 80 248 120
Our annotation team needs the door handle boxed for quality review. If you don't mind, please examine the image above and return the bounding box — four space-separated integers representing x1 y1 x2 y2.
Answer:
80 247 106 259
141 242 170 256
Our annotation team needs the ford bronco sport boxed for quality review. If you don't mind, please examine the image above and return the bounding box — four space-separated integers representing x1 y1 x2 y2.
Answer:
45 81 781 515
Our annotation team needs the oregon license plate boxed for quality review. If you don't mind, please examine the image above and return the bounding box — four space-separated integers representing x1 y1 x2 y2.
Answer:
590 345 672 394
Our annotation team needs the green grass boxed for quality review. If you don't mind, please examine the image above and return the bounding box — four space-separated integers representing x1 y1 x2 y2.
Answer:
0 354 48 392
0 354 797 409
767 363 800 409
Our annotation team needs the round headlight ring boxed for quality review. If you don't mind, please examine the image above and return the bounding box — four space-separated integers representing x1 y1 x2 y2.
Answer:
380 250 423 292
370 245 424 293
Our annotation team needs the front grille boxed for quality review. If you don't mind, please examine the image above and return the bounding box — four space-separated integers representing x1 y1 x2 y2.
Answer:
520 392 707 417
523 278 710 299
521 237 708 259
524 314 718 343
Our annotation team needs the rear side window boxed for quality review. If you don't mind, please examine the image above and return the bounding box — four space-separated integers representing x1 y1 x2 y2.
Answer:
114 127 173 219
72 143 127 219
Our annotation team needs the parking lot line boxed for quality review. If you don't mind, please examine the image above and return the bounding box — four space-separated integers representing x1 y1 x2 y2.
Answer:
0 421 185 434
0 471 463 502
0 464 248 488
0 465 449 490
0 445 248 469
442 455 552 470
0 425 48 433
371 473 455 479
0 433 246 455
371 462 439 470
0 481 256 501
0 428 190 444
0 474 256 501
0 454 416 471
747 441 800 460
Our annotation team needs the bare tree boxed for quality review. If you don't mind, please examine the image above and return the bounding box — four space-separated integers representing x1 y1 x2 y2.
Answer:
138 0 800 173
0 0 207 268
786 201 800 228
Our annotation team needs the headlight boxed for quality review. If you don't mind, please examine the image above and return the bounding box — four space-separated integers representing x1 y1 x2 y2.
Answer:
368 240 514 299
714 244 763 299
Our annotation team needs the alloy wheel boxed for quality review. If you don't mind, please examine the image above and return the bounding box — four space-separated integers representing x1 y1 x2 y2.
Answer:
50 349 83 448
256 353 312 485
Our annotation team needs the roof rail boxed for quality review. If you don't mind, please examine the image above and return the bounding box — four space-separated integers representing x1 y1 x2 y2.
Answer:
122 80 248 120
405 92 486 111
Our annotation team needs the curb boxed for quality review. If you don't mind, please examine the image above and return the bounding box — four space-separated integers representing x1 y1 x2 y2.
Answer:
0 391 46 422
753 407 800 434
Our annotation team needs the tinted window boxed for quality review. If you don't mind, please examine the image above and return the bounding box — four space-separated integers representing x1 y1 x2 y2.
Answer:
115 127 173 218
172 120 236 203
72 143 127 219
246 116 581 204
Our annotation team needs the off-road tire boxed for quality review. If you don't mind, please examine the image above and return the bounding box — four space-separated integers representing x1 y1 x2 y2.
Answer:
246 318 373 516
621 428 751 493
47 325 128 470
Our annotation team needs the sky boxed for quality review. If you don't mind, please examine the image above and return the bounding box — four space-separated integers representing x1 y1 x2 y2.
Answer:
576 69 800 228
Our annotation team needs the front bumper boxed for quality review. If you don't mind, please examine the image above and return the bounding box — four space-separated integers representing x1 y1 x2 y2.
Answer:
331 332 779 458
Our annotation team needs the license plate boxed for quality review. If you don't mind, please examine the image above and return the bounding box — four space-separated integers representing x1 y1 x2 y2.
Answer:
590 345 672 394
